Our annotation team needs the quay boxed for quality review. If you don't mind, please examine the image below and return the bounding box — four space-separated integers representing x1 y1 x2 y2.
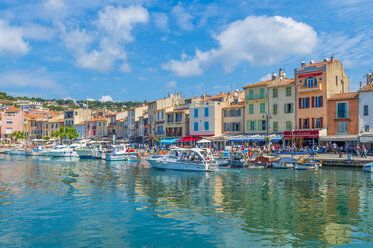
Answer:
290 153 373 168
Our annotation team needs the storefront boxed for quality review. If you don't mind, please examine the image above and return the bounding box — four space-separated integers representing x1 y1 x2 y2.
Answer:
320 135 358 147
284 130 319 146
359 134 373 151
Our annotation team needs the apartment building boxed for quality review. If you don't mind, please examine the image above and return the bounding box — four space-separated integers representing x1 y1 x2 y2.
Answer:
1 107 23 140
64 108 92 127
358 81 373 149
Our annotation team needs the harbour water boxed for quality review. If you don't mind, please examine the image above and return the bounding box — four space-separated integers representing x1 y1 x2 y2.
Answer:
1 155 373 247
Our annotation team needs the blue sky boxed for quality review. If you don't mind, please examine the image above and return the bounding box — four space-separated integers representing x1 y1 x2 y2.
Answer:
0 0 372 102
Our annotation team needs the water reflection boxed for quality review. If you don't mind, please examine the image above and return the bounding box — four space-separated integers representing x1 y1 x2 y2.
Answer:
0 155 372 247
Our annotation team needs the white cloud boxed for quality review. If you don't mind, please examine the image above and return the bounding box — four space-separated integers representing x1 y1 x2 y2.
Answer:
260 73 272 81
171 2 194 31
0 20 29 55
42 0 67 20
100 95 113 102
163 16 318 77
152 12 169 32
61 5 149 73
86 98 95 101
166 80 177 88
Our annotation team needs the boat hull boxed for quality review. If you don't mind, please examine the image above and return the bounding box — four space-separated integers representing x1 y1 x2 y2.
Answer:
48 151 78 157
147 159 212 172
363 163 373 172
106 154 129 161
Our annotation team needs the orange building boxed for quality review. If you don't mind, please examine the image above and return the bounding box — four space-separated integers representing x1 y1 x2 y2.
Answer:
323 92 359 145
293 57 349 144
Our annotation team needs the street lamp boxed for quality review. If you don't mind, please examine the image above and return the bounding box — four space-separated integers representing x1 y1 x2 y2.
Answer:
262 112 272 154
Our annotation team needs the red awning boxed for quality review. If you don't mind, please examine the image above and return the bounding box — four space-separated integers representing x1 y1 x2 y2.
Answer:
284 130 319 139
176 135 203 142
298 72 322 78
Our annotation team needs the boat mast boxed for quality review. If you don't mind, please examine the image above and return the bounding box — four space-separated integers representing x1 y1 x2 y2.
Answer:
85 99 88 139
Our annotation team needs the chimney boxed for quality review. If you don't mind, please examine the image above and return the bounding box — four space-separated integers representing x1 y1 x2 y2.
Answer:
360 81 362 89
367 71 373 85
279 68 285 78
272 72 277 80
331 56 334 62
301 61 306 68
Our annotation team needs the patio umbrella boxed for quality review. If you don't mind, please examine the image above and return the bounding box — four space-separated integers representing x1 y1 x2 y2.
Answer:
197 139 211 143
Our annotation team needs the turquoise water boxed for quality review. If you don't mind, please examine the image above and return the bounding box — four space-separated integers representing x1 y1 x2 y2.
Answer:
1 155 373 247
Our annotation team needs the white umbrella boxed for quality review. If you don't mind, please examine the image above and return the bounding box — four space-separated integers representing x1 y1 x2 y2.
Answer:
197 139 211 144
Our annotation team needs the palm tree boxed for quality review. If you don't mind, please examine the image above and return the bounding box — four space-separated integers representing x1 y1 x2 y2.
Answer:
10 131 24 144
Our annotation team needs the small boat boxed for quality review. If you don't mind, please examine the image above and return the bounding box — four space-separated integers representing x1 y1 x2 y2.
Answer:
249 155 279 168
227 151 247 168
273 157 297 169
48 144 80 157
105 144 136 161
146 148 215 172
363 163 373 172
294 160 322 170
76 144 105 159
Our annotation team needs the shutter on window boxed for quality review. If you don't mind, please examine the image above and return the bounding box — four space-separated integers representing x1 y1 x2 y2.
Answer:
312 118 315 129
320 117 323 128
299 98 302 109
312 97 315 107
258 120 261 131
320 96 323 107
246 120 249 131
291 103 294 113
306 98 310 108
284 104 286 113
307 118 310 129
253 120 256 131
299 119 302 129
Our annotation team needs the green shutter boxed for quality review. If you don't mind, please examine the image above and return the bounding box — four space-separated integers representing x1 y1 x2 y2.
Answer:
253 120 256 131
258 120 261 131
290 103 293 113
246 120 250 131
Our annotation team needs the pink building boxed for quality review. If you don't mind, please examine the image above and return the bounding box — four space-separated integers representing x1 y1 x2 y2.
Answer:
1 107 24 140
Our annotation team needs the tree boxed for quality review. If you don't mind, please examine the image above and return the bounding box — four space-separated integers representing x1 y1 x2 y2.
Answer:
10 131 24 144
51 127 79 143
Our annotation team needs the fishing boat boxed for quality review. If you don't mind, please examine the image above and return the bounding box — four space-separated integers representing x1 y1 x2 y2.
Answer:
227 151 248 168
363 162 373 172
294 160 322 170
76 144 105 159
146 148 215 172
273 157 298 169
249 155 279 168
105 144 136 161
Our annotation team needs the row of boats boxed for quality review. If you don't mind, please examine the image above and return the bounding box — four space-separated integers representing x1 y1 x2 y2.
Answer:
3 144 322 172
3 143 138 161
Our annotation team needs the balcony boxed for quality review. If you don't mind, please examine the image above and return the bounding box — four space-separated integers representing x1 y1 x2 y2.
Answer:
297 84 322 93
245 93 266 101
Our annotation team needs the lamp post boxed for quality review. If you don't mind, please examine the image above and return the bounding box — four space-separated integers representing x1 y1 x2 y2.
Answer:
262 112 271 155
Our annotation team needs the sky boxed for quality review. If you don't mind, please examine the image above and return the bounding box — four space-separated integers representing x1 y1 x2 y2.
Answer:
0 0 372 102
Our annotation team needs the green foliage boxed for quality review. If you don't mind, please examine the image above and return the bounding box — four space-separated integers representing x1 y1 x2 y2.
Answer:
43 136 51 141
10 131 24 143
52 127 79 141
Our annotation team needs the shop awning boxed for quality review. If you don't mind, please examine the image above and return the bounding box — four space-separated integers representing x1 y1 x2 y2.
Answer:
319 135 358 142
228 134 282 142
159 138 180 144
177 135 202 142
360 134 373 143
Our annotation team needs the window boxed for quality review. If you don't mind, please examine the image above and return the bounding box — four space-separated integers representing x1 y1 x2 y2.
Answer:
273 104 278 115
259 88 265 98
75 112 78 115
261 120 266 131
98 130 101 136
99 122 101 126
229 109 235 117
176 113 182 122
6 128 12 134
273 122 278 132
337 122 348 134
194 109 198 118
249 104 254 114
364 105 369 116
103 122 106 126
168 114 174 123
336 102 348 118
286 87 291 96
286 121 292 131
224 110 228 117
224 123 230 131
161 111 164 120
301 98 309 108
284 103 293 113
6 119 12 124
336 76 338 86
273 88 278 98
204 107 209 117
314 96 323 108
365 125 370 132
315 118 321 129
204 122 209 131
249 89 254 100
260 103 265 114
194 122 198 131
302 119 308 129
250 121 255 131
236 109 241 116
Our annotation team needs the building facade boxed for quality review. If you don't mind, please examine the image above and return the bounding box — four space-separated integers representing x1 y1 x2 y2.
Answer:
222 104 244 135
64 109 92 127
1 107 23 140
165 108 190 138
358 83 373 149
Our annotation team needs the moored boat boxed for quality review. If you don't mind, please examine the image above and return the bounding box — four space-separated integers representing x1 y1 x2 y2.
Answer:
146 148 215 172
105 144 135 161
273 157 297 169
294 160 322 170
363 162 373 172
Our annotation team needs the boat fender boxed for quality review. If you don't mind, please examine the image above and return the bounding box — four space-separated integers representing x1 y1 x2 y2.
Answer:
248 152 254 159
138 153 142 157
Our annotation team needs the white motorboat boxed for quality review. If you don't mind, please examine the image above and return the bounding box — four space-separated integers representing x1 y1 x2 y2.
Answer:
105 144 136 161
363 163 373 172
273 157 298 169
76 144 105 159
146 148 215 172
47 144 81 157
7 146 28 156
